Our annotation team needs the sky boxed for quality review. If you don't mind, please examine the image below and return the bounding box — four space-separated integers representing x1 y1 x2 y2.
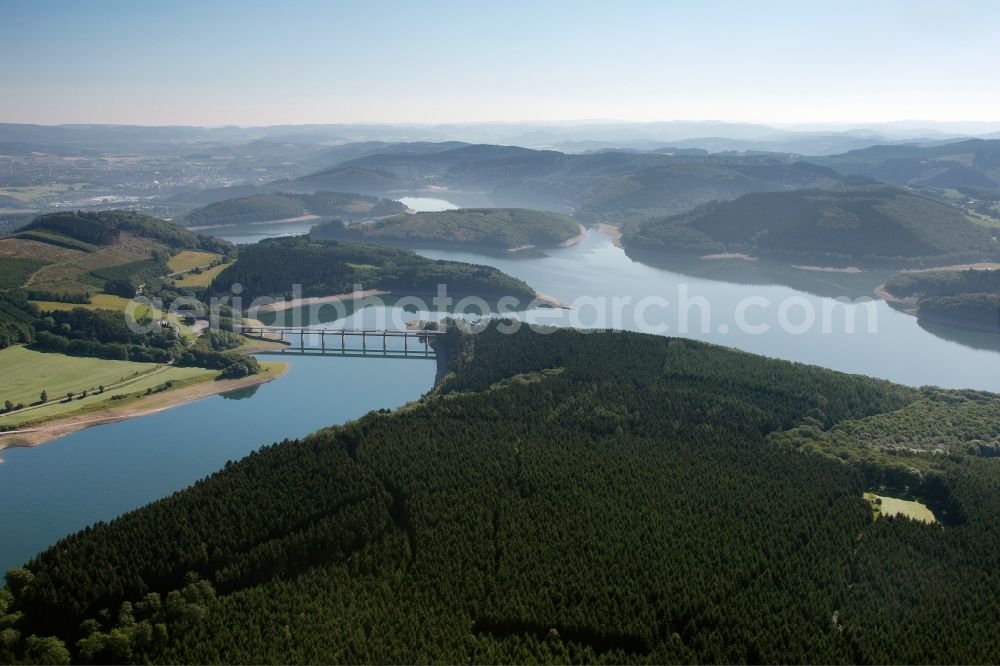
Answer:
1 0 999 126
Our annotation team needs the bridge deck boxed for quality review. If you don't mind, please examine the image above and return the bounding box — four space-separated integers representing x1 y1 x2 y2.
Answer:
237 325 443 357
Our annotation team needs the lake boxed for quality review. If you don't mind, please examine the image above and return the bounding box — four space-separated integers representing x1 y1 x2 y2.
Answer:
211 220 318 245
3 218 999 572
414 231 1000 392
398 196 460 212
212 196 461 244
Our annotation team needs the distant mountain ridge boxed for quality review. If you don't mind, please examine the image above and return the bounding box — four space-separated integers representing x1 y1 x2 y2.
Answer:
286 144 846 217
4 121 996 156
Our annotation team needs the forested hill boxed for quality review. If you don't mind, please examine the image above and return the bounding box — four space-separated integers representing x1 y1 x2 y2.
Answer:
576 159 843 220
209 237 536 302
884 267 1000 332
181 192 406 227
6 324 1000 663
311 208 580 250
622 184 1000 268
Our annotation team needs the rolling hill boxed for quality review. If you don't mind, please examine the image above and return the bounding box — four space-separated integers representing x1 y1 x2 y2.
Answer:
0 210 230 300
577 160 844 219
310 208 580 251
622 184 1000 268
181 192 406 228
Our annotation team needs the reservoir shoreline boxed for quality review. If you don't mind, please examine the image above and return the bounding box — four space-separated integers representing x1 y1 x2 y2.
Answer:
0 362 289 451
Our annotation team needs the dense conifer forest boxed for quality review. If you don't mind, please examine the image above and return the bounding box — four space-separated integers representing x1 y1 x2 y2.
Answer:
4 324 1000 663
884 268 1000 332
311 208 580 250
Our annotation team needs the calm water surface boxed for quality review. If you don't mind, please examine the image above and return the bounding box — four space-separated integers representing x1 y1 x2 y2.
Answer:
414 231 1000 392
213 196 461 244
3 221 998 571
214 221 318 245
398 196 460 212
0 355 434 571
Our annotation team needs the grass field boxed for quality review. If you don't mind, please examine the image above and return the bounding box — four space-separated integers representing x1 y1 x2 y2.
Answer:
174 261 230 287
0 361 284 436
864 492 937 524
0 346 159 407
167 250 221 273
32 294 158 326
31 293 136 313
0 365 216 426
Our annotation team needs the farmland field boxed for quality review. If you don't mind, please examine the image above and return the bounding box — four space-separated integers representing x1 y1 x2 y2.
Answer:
167 250 221 273
0 346 159 408
174 261 230 287
0 364 216 427
30 293 135 313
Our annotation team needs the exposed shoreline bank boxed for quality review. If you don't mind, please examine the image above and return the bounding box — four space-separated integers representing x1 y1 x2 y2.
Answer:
596 223 622 248
792 264 863 273
251 289 390 314
188 214 321 231
560 224 588 247
874 284 918 315
0 362 288 451
702 252 756 261
874 283 1000 334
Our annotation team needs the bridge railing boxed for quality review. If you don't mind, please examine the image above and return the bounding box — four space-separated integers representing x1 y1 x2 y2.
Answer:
235 325 443 357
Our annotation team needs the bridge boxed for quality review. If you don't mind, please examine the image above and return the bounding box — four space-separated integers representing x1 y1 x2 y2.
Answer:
237 324 444 359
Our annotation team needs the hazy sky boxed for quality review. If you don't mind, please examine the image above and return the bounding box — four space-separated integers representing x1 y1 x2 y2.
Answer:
2 0 999 126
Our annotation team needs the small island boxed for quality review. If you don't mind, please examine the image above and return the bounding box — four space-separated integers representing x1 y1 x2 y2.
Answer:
310 208 583 252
